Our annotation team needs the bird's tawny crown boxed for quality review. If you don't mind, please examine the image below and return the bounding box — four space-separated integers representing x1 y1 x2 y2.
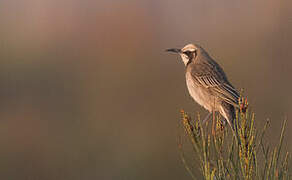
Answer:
181 44 199 53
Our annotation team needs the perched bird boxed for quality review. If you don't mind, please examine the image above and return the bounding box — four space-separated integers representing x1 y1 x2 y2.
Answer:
167 44 239 131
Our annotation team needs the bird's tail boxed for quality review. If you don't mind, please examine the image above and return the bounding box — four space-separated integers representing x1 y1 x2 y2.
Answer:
220 103 238 138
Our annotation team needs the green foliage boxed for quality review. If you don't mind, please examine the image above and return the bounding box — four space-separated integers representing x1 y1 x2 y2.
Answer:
178 105 290 180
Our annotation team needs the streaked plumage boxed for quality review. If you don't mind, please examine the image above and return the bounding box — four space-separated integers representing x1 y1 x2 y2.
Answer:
167 44 239 129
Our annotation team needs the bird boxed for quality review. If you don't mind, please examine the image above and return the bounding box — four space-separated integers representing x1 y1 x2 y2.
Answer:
166 44 239 132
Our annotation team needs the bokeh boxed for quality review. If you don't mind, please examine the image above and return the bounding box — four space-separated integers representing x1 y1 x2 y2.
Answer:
0 0 291 179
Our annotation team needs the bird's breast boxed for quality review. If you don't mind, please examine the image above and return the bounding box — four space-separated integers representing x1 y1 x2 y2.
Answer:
185 72 217 112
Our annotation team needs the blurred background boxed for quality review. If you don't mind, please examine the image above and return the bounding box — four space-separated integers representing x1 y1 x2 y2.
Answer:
0 0 291 179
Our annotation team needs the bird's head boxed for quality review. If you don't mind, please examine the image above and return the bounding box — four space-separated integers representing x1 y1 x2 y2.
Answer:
166 44 199 66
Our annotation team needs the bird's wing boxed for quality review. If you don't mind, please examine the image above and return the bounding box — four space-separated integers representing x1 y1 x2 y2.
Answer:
191 64 240 107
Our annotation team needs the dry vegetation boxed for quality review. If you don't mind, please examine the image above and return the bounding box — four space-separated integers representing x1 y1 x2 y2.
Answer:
178 98 290 180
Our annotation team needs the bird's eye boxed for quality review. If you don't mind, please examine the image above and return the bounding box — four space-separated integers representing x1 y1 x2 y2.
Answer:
184 50 193 58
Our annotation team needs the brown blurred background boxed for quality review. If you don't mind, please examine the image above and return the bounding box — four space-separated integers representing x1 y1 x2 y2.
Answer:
0 0 291 179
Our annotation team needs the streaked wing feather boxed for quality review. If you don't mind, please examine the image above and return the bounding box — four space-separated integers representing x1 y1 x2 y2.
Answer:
195 75 239 107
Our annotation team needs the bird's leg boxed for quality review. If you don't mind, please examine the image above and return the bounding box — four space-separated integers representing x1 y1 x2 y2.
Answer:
202 112 212 124
212 110 216 136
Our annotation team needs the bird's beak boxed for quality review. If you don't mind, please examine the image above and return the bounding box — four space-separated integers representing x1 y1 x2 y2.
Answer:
166 48 181 54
